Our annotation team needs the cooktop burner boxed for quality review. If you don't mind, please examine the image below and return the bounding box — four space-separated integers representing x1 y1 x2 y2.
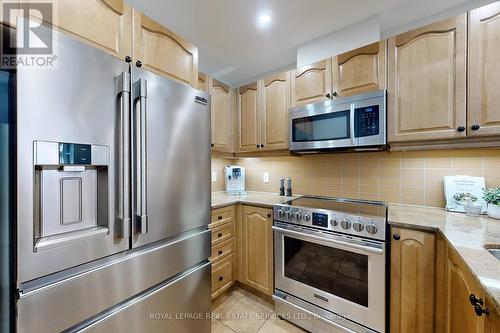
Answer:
274 195 388 241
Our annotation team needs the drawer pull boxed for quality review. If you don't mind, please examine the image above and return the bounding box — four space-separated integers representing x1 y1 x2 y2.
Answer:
218 250 223 255
218 276 224 281
267 213 272 218
218 215 223 220
218 233 223 238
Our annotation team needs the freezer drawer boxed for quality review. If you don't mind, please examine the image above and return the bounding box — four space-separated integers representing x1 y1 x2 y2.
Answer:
78 262 211 333
17 228 210 333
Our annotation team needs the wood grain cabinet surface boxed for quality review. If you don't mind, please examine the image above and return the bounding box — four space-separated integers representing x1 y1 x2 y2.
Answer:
332 41 386 97
239 205 273 296
468 2 500 137
211 79 233 153
237 82 261 152
132 9 198 87
198 72 209 92
390 227 436 333
261 72 290 151
290 59 332 107
27 0 132 59
387 14 467 143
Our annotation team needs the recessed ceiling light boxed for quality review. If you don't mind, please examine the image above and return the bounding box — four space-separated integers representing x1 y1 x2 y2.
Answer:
257 13 271 27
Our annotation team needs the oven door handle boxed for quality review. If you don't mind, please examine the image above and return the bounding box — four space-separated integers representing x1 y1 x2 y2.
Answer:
272 225 384 255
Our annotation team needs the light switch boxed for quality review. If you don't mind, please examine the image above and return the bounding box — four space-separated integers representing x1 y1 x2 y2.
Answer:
263 172 269 183
211 172 217 182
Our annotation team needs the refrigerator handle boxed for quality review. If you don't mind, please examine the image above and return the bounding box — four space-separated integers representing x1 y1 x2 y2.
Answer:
115 72 131 238
133 78 148 234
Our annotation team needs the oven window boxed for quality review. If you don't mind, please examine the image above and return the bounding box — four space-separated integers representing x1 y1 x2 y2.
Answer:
284 236 368 307
292 110 350 142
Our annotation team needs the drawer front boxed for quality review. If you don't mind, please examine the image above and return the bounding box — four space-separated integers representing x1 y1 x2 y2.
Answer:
211 206 235 227
211 255 234 298
211 223 234 246
210 239 234 263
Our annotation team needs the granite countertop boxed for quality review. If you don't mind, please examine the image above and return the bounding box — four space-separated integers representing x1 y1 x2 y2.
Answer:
388 204 500 313
211 192 500 313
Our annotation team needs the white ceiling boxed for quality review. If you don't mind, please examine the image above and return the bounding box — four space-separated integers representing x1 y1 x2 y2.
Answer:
127 0 493 86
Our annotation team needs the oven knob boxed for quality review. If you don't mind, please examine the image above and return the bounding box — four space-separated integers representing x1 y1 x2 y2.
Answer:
353 220 365 232
294 212 302 221
330 218 339 227
340 219 351 230
277 209 284 218
303 214 311 222
366 223 378 235
286 211 293 219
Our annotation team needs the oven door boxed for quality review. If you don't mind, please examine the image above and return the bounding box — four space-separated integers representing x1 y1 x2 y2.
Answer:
273 222 385 332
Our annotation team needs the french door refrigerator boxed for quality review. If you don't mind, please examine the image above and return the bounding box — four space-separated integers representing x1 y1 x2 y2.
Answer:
15 25 211 333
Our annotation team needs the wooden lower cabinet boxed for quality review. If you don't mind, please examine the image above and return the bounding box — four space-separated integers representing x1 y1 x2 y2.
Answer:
238 205 273 296
211 255 235 299
390 227 436 333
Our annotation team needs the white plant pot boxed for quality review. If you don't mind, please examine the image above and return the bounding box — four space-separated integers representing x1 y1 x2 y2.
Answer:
487 204 500 219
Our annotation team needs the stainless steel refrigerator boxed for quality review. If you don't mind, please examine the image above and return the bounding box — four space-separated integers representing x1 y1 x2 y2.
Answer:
15 25 211 333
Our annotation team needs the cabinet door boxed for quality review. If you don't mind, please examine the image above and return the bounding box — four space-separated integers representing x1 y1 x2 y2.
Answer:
241 206 273 295
198 72 209 92
132 10 198 87
261 72 290 151
211 79 233 152
485 299 500 333
237 82 261 152
27 0 132 59
445 247 486 333
468 2 500 137
290 59 332 107
390 228 436 333
388 15 467 142
332 41 386 97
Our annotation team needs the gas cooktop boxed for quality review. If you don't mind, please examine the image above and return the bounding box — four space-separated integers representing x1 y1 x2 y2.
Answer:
273 195 388 241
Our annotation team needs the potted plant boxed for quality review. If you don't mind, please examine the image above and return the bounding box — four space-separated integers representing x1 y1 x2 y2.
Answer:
483 187 500 219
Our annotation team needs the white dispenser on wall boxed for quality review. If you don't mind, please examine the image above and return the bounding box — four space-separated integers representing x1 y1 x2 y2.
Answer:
224 165 246 195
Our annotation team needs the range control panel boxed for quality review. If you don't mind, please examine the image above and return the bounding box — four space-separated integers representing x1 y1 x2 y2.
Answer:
273 203 387 241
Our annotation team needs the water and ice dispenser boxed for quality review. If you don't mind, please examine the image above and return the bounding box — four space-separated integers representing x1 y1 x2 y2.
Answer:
33 141 110 251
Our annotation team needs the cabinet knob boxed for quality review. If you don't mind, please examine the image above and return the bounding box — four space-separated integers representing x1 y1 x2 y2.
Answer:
218 215 223 220
217 233 222 238
393 234 400 240
332 91 338 97
261 144 265 148
218 276 224 281
471 124 480 131
211 143 214 147
457 126 465 132
469 294 484 306
267 213 272 218
474 304 489 317
325 92 331 98
218 250 223 255
124 55 132 63
136 60 143 68
256 144 260 148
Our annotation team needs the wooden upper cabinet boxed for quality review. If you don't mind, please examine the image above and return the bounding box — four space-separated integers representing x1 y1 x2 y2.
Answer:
261 72 290 151
238 82 261 152
198 72 209 92
211 79 233 153
388 14 467 143
241 206 273 296
468 2 500 137
444 247 486 333
291 59 332 107
28 0 132 59
132 10 198 87
332 41 386 97
390 228 436 333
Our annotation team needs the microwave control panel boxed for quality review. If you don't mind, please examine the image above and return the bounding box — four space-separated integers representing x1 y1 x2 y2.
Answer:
355 105 379 137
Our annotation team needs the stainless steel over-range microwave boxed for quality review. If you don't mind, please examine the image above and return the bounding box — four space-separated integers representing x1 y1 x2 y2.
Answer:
289 90 386 152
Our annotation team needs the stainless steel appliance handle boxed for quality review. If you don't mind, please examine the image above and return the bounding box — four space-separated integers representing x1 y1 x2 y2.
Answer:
133 78 148 234
272 225 384 255
115 72 131 238
350 103 355 145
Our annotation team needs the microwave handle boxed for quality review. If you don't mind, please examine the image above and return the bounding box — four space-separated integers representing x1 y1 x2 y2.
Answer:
350 103 355 145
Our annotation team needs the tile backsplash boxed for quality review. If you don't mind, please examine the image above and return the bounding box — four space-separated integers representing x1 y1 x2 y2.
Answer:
212 149 500 208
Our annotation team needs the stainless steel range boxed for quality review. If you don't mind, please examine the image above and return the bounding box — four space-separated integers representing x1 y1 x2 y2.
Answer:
272 196 388 333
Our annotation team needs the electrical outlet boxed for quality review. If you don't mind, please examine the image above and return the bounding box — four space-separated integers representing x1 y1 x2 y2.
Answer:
211 172 217 182
263 172 269 183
